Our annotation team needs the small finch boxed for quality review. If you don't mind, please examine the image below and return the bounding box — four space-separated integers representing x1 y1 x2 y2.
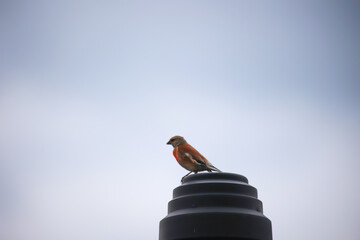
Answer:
167 135 221 182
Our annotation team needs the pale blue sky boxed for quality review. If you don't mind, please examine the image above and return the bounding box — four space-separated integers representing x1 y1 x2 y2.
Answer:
1 1 360 240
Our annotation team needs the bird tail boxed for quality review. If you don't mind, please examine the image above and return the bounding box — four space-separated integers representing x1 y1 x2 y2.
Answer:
207 163 221 172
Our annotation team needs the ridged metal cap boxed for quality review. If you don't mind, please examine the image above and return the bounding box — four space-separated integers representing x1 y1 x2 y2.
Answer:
159 172 272 240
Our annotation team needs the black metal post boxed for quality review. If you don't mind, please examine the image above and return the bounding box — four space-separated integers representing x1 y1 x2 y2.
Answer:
159 172 272 240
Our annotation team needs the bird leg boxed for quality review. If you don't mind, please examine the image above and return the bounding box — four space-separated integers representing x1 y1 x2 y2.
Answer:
181 171 193 182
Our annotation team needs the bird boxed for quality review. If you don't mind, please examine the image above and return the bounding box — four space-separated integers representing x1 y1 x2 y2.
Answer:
167 135 221 182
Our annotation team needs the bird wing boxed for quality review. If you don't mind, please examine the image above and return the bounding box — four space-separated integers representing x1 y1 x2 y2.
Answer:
178 144 221 172
184 153 206 166
178 144 208 166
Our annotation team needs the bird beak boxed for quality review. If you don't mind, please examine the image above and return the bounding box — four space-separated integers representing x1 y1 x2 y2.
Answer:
166 140 171 145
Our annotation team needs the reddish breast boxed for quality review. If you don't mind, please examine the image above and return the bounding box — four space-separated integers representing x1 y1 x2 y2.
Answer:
173 147 179 161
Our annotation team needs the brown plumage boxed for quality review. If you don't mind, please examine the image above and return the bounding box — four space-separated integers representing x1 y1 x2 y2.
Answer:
167 136 221 182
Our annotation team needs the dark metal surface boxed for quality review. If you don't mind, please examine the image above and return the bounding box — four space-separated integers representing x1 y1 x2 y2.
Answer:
159 172 272 240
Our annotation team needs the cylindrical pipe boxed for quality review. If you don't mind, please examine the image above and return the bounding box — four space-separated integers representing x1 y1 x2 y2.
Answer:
159 172 272 240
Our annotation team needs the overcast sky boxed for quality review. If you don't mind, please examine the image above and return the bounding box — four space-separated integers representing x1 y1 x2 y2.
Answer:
1 1 359 240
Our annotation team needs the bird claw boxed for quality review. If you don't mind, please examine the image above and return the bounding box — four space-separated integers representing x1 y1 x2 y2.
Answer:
181 171 193 183
181 174 190 182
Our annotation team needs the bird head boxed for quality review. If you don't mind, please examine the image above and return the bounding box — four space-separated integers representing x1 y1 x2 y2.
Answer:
167 135 187 148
